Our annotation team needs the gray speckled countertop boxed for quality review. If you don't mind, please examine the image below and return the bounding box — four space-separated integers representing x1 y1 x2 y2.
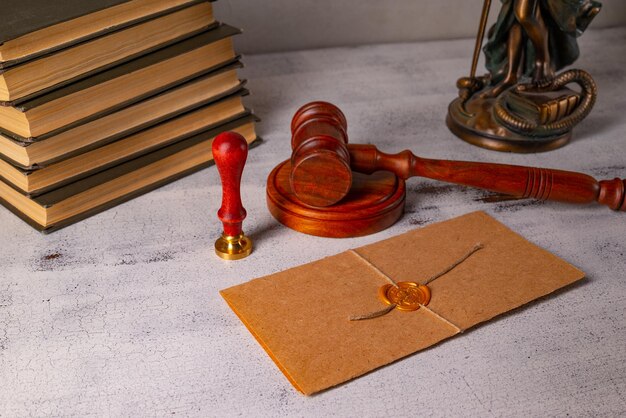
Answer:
1 27 625 417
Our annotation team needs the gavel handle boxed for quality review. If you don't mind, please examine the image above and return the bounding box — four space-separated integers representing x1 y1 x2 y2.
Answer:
348 144 626 211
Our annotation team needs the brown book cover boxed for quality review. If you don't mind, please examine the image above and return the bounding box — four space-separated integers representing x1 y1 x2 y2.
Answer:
0 61 245 168
0 0 211 67
0 113 261 232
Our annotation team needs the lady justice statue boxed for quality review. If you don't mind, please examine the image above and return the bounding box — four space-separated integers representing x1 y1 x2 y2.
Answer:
447 0 602 152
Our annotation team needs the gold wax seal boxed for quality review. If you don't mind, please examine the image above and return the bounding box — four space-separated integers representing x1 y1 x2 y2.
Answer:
378 282 431 311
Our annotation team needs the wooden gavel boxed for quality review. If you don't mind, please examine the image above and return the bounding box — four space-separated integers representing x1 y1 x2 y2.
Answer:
290 101 626 211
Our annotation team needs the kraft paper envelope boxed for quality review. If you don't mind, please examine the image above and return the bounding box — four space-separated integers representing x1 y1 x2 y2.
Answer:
220 211 585 395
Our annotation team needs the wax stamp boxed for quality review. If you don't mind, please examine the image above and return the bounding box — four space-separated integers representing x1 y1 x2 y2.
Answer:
213 131 252 260
379 282 431 311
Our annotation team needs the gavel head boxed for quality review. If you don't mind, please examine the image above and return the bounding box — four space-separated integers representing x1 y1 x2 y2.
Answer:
290 101 353 207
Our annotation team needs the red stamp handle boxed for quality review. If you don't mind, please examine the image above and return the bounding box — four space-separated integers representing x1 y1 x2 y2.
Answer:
213 132 248 237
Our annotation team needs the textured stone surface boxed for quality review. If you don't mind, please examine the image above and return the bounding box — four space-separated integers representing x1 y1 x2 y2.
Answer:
1 27 625 416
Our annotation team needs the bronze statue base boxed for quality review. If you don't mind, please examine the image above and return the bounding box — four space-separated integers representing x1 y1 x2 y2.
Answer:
447 96 572 153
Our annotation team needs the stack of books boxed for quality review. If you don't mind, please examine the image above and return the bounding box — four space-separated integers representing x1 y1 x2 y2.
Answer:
0 0 259 232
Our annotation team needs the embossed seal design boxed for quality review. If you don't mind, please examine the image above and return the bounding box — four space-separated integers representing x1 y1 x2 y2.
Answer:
378 282 431 311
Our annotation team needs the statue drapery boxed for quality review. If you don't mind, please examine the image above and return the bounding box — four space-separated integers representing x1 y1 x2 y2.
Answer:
484 0 601 83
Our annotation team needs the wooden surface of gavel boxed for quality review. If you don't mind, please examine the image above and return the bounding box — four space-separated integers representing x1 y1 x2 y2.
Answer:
290 101 626 211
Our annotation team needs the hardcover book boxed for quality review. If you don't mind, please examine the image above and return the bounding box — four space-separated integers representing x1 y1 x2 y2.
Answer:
0 0 210 66
505 89 580 125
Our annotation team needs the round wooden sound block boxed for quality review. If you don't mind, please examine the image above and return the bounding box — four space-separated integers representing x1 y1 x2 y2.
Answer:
266 160 406 238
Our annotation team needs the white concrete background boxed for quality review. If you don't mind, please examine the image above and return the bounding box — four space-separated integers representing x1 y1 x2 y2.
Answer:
214 0 626 53
1 23 626 417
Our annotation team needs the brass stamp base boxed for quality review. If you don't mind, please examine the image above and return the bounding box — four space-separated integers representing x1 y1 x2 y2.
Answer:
447 96 572 153
215 233 253 260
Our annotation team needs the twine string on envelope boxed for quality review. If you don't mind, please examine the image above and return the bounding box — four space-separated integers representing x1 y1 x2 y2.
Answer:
349 303 397 321
349 243 484 321
423 243 484 285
